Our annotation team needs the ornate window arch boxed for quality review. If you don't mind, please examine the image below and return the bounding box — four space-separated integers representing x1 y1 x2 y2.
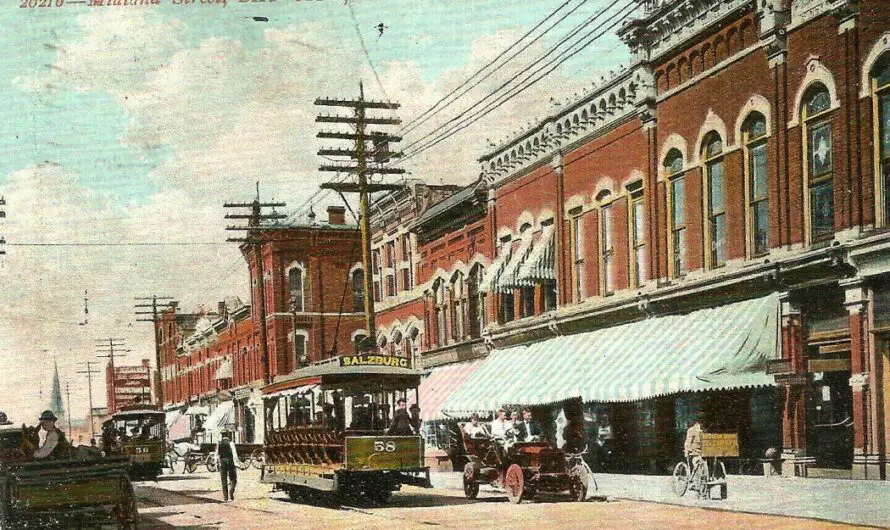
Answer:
741 112 770 257
801 83 836 243
871 51 890 226
790 58 840 127
702 132 727 268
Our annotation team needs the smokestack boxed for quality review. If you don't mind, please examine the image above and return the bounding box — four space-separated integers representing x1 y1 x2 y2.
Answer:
327 206 346 225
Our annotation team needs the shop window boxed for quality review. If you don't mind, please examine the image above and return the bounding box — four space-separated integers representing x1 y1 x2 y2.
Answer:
872 56 890 225
803 84 834 242
744 113 770 256
520 286 535 317
702 133 726 268
543 279 557 312
434 280 448 346
571 212 585 301
665 149 686 277
351 269 364 312
288 266 304 312
627 181 646 287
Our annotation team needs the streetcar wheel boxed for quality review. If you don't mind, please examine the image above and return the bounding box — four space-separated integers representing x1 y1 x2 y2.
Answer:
251 449 265 470
504 464 524 504
463 462 479 499
671 462 689 497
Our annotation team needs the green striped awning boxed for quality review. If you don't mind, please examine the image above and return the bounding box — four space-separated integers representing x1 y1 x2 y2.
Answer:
516 227 555 287
497 236 534 293
482 244 512 293
440 294 779 415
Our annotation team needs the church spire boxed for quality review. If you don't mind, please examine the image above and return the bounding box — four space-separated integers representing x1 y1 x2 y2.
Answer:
49 358 64 416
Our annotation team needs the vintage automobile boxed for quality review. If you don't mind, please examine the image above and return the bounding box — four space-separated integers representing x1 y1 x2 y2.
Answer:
260 354 431 504
0 424 138 528
460 426 589 504
107 406 168 480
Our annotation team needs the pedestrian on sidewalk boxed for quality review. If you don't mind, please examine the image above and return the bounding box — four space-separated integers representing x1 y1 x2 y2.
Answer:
216 431 241 502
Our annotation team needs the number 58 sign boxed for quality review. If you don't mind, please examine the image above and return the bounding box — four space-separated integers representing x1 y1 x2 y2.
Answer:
373 440 396 453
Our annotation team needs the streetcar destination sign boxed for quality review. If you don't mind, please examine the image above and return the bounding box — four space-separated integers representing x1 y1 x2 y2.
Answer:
339 355 410 368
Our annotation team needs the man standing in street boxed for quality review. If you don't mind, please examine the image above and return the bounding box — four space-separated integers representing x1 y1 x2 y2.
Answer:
216 431 241 502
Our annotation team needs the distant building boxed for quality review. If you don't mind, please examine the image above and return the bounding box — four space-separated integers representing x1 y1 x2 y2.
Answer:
106 359 152 413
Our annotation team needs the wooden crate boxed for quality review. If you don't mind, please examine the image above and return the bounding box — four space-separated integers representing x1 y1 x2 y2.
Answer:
702 433 739 458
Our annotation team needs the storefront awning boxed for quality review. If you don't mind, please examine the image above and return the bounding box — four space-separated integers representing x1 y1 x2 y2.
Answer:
206 401 235 433
515 227 555 287
482 245 512 292
409 359 484 421
215 359 233 380
165 410 183 429
441 294 780 415
497 236 535 292
168 412 191 441
186 406 209 416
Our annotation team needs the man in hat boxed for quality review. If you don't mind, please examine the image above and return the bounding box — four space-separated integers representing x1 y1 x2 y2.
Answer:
387 398 414 435
215 431 241 502
33 410 68 459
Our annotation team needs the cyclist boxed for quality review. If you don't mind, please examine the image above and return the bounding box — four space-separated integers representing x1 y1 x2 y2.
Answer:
684 418 704 489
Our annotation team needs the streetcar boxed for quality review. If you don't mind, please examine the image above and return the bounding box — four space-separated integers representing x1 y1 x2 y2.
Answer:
260 354 431 504
106 405 168 480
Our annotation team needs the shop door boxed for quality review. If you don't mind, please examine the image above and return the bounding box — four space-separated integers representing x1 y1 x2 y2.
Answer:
806 371 853 469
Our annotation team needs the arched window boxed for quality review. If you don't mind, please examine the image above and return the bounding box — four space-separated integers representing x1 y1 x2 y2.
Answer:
702 133 726 268
872 55 890 225
435 280 448 347
743 113 770 256
627 179 647 288
803 84 834 242
468 263 485 337
664 148 686 277
353 333 367 354
351 269 365 312
288 266 304 313
597 191 614 296
451 272 465 341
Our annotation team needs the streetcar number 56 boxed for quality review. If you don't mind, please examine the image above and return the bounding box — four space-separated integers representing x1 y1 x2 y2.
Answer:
373 441 396 452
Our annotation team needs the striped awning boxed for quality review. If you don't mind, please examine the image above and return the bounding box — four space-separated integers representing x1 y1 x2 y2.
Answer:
168 412 191 441
482 244 512 292
165 410 183 429
408 359 484 421
497 236 535 292
516 227 555 287
441 294 779 414
206 401 235 433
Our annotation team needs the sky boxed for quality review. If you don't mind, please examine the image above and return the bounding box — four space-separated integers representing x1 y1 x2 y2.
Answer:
0 0 631 426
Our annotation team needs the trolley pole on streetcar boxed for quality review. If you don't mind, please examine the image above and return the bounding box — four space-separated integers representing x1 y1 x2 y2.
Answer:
315 83 405 352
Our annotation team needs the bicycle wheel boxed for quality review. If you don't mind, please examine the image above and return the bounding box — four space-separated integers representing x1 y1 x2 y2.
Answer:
695 459 709 499
671 461 689 497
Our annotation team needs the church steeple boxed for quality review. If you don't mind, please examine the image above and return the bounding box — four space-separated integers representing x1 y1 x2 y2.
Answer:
49 358 64 417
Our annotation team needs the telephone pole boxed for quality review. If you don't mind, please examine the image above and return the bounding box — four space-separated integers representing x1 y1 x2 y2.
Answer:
315 83 405 350
65 381 72 438
76 361 100 441
135 295 176 408
96 338 129 413
225 184 286 384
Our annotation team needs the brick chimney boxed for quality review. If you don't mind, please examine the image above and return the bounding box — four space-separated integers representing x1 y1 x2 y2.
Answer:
218 301 226 315
327 205 346 225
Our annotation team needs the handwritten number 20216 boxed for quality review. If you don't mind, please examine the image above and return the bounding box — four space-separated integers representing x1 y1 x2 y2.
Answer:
20 0 65 7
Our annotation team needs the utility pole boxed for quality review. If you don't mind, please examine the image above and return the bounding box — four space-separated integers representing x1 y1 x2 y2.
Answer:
315 83 405 351
65 382 72 438
76 361 100 441
0 195 6 258
225 185 286 385
96 338 129 413
135 295 176 408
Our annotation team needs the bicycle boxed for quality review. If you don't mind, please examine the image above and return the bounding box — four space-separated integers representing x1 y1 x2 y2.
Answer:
564 445 598 499
672 455 727 499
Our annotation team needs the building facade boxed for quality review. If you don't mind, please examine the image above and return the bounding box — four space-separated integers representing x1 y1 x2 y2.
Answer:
106 359 152 414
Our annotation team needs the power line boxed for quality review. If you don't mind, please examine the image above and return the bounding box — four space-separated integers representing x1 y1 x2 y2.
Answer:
400 0 639 163
345 0 391 104
398 0 634 158
399 0 590 137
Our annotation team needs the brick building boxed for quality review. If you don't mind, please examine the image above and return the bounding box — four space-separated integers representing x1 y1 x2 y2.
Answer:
155 0 890 479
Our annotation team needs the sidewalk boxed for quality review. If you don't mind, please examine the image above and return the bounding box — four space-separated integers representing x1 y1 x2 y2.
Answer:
430 471 890 528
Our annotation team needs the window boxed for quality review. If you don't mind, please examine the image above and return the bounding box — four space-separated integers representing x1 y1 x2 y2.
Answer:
873 57 890 225
744 113 769 256
499 290 515 323
401 268 411 293
451 272 465 341
542 279 557 311
803 85 834 241
288 266 304 312
352 269 365 312
435 280 448 346
703 134 726 267
294 334 306 368
373 280 381 302
600 203 614 295
372 250 381 275
628 181 646 287
665 149 686 277
353 334 367 354
571 213 584 301
386 241 396 268
468 264 485 337
385 275 396 297
520 286 535 317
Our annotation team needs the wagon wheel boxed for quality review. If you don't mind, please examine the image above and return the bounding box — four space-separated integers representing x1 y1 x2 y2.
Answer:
117 479 139 529
463 462 479 499
206 455 218 473
251 449 265 470
504 464 524 504
184 456 198 474
671 461 689 497
236 457 250 471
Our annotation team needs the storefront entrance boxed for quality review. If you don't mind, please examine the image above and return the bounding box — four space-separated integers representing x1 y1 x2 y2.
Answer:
806 370 854 470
